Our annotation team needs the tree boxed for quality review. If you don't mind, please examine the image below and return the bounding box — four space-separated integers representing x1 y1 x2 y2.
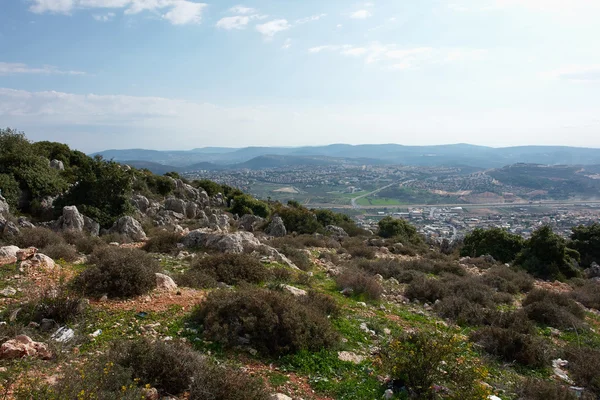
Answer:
516 226 581 281
230 194 270 218
461 227 524 263
569 223 600 267
273 202 321 234
378 216 419 242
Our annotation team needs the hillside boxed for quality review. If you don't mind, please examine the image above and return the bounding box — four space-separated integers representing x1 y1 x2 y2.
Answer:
93 144 600 170
2 130 600 400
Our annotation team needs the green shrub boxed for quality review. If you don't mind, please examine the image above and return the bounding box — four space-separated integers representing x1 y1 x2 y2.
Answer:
184 253 269 286
278 245 312 271
41 242 79 262
143 231 181 254
470 327 550 367
174 270 218 289
230 194 270 218
274 202 321 235
523 289 585 329
74 247 159 298
0 173 21 211
335 268 383 301
191 287 338 356
516 226 581 281
14 288 86 325
569 223 600 268
348 245 376 260
377 217 420 243
461 227 524 263
382 330 491 400
405 276 448 304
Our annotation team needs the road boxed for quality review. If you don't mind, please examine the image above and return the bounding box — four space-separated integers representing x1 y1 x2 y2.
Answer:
312 199 600 210
350 180 416 209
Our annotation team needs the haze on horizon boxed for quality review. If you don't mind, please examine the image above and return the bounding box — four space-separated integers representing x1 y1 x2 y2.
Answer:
1 0 599 153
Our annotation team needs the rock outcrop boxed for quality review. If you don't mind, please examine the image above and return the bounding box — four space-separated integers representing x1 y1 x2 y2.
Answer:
326 225 348 238
0 245 20 266
238 214 265 232
0 194 9 217
155 273 178 291
182 230 261 254
21 253 56 271
585 262 600 279
131 195 150 213
54 206 100 236
165 197 187 215
49 159 65 171
109 216 147 241
265 216 287 237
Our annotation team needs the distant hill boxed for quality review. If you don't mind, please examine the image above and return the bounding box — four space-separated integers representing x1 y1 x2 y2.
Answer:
122 161 183 175
92 144 600 170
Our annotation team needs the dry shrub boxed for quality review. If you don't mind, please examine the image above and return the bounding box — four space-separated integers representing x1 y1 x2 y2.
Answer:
269 266 293 283
564 346 600 395
523 289 585 329
41 242 79 262
183 253 269 286
481 266 534 294
401 258 466 276
16 227 64 249
571 281 600 311
74 247 160 298
518 379 579 400
348 246 376 260
174 270 218 289
143 230 181 254
470 327 550 367
405 276 448 304
278 245 312 271
335 267 383 301
300 290 339 317
14 287 86 325
192 287 338 356
62 230 106 254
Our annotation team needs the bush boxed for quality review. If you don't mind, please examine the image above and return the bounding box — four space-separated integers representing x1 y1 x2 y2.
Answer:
274 202 321 235
571 281 600 310
400 258 465 277
300 290 340 317
174 270 218 289
564 347 600 395
377 217 420 243
470 327 550 367
461 227 524 263
143 231 181 254
62 230 106 254
348 245 376 260
516 226 581 281
278 245 312 271
335 268 383 301
434 296 488 326
16 227 64 249
481 266 534 294
184 253 269 286
41 242 79 262
522 289 585 329
192 287 338 356
230 194 270 218
382 330 491 400
517 379 579 400
14 288 86 325
569 223 600 268
74 247 160 298
405 276 448 304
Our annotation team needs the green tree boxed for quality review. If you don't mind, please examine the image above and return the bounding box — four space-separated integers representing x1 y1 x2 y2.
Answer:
274 202 321 234
516 226 581 281
55 157 134 228
569 223 600 267
192 179 223 197
461 227 524 263
0 173 21 210
378 216 419 242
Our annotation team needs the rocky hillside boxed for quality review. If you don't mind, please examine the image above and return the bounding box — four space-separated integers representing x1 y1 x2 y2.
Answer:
1 131 600 400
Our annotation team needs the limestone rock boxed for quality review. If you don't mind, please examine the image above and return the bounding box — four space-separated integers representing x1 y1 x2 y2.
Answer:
265 216 287 237
49 159 65 171
585 262 600 279
338 351 365 364
326 225 348 238
238 214 265 232
110 216 147 242
182 229 261 254
1 221 19 237
59 206 85 231
17 217 35 228
0 287 17 297
16 247 37 261
0 194 9 217
131 195 150 213
271 395 292 400
0 335 52 360
156 273 178 291
0 245 20 266
165 197 187 215
283 285 307 297
21 253 56 271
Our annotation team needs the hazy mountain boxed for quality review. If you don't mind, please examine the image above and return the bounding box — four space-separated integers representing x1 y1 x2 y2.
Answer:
93 144 600 170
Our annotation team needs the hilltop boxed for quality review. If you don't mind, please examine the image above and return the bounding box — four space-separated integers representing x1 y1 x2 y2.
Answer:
93 143 600 171
1 129 600 400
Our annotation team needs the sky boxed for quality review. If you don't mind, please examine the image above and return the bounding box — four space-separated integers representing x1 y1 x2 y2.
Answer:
0 0 599 152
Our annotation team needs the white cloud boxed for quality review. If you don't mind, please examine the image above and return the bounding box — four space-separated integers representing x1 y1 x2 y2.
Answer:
309 43 487 70
93 12 115 21
282 38 292 49
296 13 327 24
216 15 250 30
256 19 291 39
544 65 600 82
0 62 85 76
229 5 255 14
350 9 372 19
29 0 207 25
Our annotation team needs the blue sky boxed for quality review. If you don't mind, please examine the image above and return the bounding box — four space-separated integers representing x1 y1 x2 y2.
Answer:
1 0 599 152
